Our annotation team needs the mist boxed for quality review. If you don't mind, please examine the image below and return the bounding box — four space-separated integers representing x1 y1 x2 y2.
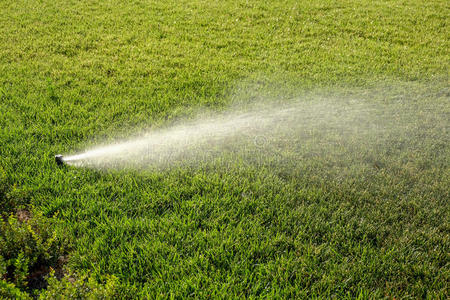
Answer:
62 82 449 191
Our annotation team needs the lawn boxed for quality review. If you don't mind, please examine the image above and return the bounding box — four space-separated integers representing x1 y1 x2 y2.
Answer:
0 0 448 298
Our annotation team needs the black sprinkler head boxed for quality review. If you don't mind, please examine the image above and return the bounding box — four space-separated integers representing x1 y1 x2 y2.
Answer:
55 154 65 166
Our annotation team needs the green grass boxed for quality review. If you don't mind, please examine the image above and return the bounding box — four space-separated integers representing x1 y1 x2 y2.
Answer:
0 0 449 298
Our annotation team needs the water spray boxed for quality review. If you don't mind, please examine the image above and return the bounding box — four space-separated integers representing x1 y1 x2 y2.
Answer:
53 83 449 170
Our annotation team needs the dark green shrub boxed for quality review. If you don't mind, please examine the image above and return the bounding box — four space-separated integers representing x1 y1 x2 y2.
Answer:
0 209 63 291
0 207 117 298
0 279 32 299
39 270 117 299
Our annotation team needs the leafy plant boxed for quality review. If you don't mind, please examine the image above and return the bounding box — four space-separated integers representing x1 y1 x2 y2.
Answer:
39 270 117 299
0 209 63 291
0 279 32 300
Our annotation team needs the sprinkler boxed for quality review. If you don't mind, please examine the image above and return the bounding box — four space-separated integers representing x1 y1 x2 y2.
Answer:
55 154 65 166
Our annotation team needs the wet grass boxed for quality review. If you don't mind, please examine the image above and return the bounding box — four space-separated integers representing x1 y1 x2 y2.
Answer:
0 0 448 298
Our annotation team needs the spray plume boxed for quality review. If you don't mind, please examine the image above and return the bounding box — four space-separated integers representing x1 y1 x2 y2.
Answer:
61 83 449 183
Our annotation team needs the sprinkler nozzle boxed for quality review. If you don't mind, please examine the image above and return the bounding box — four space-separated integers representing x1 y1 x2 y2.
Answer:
55 154 65 166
